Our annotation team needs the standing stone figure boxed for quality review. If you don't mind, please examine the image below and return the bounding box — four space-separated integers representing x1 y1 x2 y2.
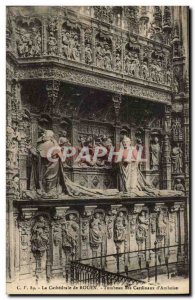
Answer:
31 216 49 254
114 212 126 243
136 210 149 247
171 144 183 174
89 213 103 248
62 214 79 258
150 137 161 171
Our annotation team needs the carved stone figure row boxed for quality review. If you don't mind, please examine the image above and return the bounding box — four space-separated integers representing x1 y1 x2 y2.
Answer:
14 20 172 85
20 204 181 267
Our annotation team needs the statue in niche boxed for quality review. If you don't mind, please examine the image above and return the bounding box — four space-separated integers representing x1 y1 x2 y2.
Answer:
96 43 104 68
131 53 140 77
30 27 41 56
31 216 49 254
124 51 132 74
114 211 126 243
62 214 79 258
150 137 161 171
48 32 57 55
25 129 118 199
89 213 104 248
167 66 172 85
104 43 112 70
117 133 183 197
115 52 121 72
156 59 164 83
174 178 185 194
171 144 183 174
62 31 71 58
142 60 149 80
157 211 167 238
173 78 179 94
70 33 80 61
150 60 157 82
136 210 149 246
85 43 92 64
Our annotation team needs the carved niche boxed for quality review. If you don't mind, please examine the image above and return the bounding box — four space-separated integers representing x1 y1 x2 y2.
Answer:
95 33 112 70
16 17 42 57
84 28 93 65
31 215 50 281
150 50 165 84
124 37 140 78
135 209 149 250
61 21 81 62
61 212 79 262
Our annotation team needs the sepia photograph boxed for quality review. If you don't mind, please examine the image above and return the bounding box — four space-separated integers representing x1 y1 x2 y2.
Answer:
6 5 190 295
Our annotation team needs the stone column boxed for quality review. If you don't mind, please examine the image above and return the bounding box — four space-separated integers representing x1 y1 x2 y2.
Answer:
112 93 122 146
80 26 85 63
57 12 62 57
183 92 189 193
121 37 126 74
162 105 172 189
129 204 146 271
91 26 96 65
112 37 116 71
42 16 48 56
81 206 97 263
144 127 150 171
52 207 69 278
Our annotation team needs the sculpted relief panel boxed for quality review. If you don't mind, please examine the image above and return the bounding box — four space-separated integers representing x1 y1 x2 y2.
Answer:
9 9 173 88
13 201 186 283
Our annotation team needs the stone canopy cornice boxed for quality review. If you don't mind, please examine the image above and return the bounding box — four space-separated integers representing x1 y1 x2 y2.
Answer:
11 56 172 105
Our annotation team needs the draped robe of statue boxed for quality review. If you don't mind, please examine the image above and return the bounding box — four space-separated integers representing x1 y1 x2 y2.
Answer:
118 137 183 197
